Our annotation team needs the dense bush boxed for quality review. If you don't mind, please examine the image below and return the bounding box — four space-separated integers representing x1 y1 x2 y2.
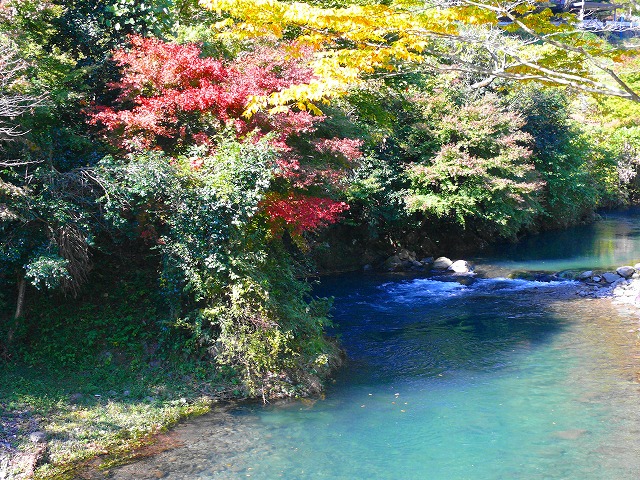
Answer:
95 139 338 395
506 86 617 227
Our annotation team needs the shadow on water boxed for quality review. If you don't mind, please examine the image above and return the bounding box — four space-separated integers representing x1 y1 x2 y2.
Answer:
322 274 568 387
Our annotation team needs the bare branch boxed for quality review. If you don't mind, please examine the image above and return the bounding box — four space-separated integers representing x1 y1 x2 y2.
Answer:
0 38 46 144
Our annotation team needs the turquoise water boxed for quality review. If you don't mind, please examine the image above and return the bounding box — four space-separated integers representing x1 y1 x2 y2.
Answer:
110 216 640 480
474 208 640 276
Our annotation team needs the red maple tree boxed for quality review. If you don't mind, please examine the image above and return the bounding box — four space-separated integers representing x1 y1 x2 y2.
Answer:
90 36 361 234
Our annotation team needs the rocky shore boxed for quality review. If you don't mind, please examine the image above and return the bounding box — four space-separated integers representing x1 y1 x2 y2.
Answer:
372 250 472 274
574 264 640 307
375 249 640 307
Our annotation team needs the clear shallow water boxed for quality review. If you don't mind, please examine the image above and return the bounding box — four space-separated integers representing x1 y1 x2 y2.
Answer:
473 208 640 276
109 217 640 480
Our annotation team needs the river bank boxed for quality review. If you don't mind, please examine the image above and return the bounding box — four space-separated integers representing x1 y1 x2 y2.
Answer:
0 365 229 480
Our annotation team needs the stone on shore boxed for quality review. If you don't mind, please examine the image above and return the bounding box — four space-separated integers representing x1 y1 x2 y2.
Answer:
29 431 46 443
616 266 636 278
602 272 621 284
433 257 453 270
448 260 471 274
382 255 403 271
578 270 593 280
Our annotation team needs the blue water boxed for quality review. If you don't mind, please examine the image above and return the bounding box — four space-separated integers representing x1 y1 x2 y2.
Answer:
111 215 640 480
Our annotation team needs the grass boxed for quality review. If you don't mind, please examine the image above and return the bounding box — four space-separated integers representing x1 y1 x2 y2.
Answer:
0 259 244 479
0 350 240 479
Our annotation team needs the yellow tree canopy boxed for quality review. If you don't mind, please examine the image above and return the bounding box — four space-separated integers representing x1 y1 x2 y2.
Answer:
200 0 640 112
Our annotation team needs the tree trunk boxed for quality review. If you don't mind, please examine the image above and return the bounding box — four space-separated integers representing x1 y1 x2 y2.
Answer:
2 275 25 357
14 274 26 320
6 275 27 349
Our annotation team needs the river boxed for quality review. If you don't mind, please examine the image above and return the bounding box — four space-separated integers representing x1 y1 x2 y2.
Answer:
108 210 640 479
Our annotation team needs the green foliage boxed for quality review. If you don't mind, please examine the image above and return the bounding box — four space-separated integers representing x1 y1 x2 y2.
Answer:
343 78 544 241
47 0 173 60
95 136 337 395
404 91 542 238
507 86 616 227
24 253 70 290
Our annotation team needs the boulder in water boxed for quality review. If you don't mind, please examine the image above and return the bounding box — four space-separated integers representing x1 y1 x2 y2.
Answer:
616 266 635 278
433 257 453 270
397 249 416 261
535 273 559 282
448 260 471 274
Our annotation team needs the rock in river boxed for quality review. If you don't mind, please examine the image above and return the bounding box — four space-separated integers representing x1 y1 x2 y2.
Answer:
433 257 453 270
602 272 621 284
578 270 593 280
382 255 402 271
448 260 471 274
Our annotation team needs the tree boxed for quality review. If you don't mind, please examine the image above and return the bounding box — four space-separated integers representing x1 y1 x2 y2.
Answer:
0 39 43 147
199 0 640 111
89 36 357 237
0 38 45 329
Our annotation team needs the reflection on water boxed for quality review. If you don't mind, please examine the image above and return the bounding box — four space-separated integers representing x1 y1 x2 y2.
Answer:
474 209 640 276
109 276 640 480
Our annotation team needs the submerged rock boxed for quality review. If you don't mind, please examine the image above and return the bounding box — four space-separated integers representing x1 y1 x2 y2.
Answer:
553 429 588 440
432 257 453 270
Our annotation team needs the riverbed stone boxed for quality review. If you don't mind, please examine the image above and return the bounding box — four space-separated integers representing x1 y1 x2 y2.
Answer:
382 255 402 271
448 260 471 274
578 270 593 280
397 249 416 261
433 257 453 270
602 272 622 284
616 266 636 278
420 257 434 265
